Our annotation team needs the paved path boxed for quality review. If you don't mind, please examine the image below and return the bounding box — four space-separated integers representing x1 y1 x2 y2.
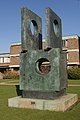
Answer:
0 81 19 86
68 84 80 87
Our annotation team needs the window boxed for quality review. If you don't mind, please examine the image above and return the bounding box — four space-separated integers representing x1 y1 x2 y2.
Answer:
4 57 10 63
62 40 67 47
0 58 3 63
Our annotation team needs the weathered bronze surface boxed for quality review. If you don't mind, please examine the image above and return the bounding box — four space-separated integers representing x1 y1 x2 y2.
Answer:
46 8 62 50
21 7 42 51
20 7 67 99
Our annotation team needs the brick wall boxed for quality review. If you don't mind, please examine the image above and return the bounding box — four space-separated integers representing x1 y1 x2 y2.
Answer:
10 56 20 65
68 51 79 63
67 38 79 50
10 44 21 55
42 41 46 49
63 35 80 67
10 44 21 66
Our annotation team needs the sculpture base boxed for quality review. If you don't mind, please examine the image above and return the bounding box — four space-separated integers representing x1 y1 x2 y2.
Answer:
22 89 66 100
8 94 78 112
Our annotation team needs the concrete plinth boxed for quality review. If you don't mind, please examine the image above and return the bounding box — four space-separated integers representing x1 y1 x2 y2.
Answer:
8 94 78 112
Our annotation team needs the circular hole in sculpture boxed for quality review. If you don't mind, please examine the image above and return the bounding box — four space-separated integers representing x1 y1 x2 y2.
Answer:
53 19 60 37
30 20 38 35
36 58 51 74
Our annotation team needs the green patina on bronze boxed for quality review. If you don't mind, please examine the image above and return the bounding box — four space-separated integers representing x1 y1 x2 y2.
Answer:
21 7 42 51
20 7 67 99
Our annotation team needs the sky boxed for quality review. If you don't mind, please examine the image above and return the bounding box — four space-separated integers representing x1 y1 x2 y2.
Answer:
0 0 80 53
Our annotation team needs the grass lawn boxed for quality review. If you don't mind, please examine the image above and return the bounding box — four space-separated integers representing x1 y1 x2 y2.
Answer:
68 79 80 85
0 81 80 120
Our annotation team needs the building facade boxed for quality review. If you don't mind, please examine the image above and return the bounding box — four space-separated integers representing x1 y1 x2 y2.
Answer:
0 53 10 72
9 42 21 71
62 35 80 68
0 34 80 72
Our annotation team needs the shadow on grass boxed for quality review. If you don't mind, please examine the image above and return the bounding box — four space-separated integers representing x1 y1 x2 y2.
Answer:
15 85 22 96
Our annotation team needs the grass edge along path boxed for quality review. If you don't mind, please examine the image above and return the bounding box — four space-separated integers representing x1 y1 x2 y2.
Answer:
0 79 80 86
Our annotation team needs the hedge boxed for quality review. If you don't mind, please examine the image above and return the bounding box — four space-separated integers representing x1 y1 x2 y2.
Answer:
68 68 80 79
3 70 19 79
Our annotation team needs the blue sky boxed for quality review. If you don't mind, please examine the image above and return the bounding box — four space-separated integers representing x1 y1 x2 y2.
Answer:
0 0 80 53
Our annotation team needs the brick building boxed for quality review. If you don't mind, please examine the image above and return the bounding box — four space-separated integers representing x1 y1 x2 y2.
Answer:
0 42 21 72
9 42 21 71
0 53 10 72
62 35 80 68
0 34 80 72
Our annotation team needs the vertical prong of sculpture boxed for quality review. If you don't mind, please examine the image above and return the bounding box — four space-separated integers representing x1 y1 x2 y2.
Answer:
20 7 67 100
21 7 42 51
45 8 62 50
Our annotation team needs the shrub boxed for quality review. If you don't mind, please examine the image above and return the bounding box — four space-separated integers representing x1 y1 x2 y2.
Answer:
68 68 80 79
3 70 19 79
0 72 4 79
